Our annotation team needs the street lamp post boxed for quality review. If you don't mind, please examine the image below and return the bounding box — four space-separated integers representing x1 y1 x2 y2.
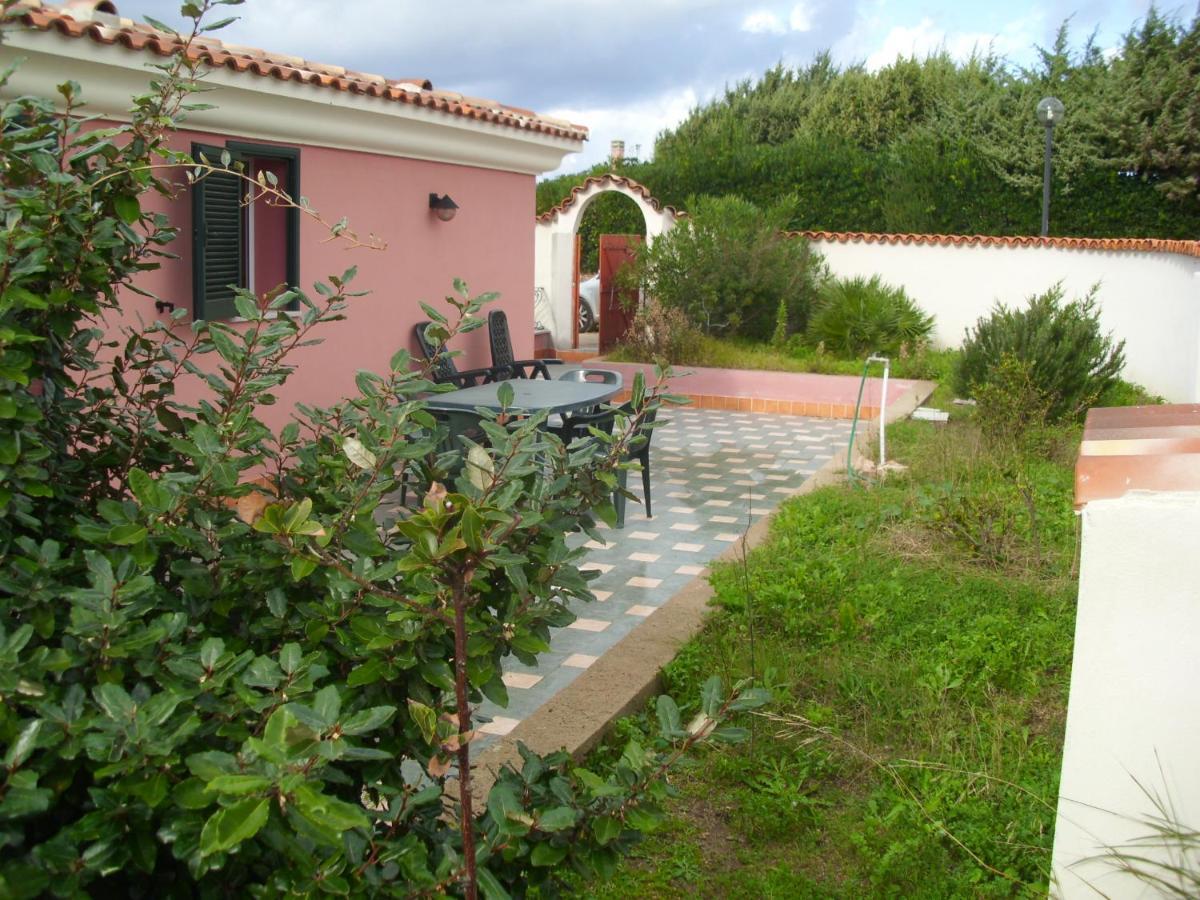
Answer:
1036 96 1064 237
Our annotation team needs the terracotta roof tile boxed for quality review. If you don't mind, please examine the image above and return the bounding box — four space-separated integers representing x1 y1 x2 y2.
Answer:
794 230 1200 259
12 1 589 142
536 174 684 223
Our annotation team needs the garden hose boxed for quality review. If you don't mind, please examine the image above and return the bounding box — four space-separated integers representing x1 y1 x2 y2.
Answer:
845 359 871 485
846 356 890 485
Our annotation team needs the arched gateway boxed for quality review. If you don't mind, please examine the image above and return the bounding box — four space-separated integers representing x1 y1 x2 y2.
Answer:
534 175 679 350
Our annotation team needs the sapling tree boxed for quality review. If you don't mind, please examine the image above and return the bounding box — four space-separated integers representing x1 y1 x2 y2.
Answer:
0 2 768 896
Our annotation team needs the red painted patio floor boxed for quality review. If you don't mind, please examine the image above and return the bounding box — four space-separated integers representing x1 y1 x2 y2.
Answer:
589 361 917 420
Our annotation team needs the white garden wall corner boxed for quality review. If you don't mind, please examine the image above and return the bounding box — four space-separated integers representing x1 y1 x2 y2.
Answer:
1052 406 1200 897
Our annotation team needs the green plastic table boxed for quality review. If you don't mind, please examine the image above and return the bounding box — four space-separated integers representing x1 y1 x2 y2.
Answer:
425 373 623 416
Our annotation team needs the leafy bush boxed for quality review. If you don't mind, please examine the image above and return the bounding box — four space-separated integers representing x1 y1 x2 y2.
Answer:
615 300 705 366
955 283 1126 422
972 353 1052 443
0 8 768 897
806 275 934 358
623 194 827 341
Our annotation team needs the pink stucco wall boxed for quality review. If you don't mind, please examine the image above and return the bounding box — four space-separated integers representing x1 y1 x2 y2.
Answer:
107 127 535 427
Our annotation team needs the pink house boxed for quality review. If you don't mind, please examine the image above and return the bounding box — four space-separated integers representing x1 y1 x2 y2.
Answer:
2 1 586 419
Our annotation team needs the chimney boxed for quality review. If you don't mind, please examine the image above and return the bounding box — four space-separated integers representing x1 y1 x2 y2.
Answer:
610 140 625 162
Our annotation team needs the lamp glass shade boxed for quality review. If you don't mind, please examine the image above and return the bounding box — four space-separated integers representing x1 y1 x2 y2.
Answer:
1036 97 1065 127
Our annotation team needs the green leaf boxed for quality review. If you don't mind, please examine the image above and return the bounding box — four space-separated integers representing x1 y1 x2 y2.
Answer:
496 381 515 410
480 672 508 707
536 806 576 832
127 772 169 808
460 504 484 551
406 700 438 744
206 775 272 795
93 683 135 721
0 785 51 820
728 687 772 712
312 685 341 727
173 777 215 810
655 695 682 737
700 675 723 718
242 655 283 690
340 706 395 735
486 783 521 828
199 637 224 669
290 556 317 581
198 796 269 856
4 720 41 768
346 658 384 687
127 468 160 509
593 815 621 845
279 643 302 675
113 194 141 224
530 842 568 867
625 804 664 833
418 301 447 324
342 437 376 470
282 497 313 533
186 751 238 780
233 292 258 320
293 784 370 834
108 523 148 545
476 866 512 900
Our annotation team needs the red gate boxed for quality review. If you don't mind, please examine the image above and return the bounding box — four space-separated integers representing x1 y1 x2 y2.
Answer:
597 234 641 353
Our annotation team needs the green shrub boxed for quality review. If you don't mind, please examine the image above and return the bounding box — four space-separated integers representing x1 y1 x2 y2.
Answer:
954 284 1125 422
1097 378 1164 408
0 11 768 897
616 300 705 366
624 194 827 341
806 275 934 358
973 353 1052 443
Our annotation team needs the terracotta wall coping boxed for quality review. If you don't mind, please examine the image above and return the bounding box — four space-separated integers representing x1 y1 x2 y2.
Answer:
1076 405 1200 508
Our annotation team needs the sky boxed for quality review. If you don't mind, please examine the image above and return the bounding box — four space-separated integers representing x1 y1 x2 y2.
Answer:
118 0 1177 178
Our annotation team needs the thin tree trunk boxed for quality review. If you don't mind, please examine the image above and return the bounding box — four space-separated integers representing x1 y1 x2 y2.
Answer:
452 577 478 900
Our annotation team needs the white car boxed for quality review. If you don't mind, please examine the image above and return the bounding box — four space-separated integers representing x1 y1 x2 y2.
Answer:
578 274 599 333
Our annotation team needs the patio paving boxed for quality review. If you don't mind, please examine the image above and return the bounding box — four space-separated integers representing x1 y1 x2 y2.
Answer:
473 406 853 748
559 360 917 420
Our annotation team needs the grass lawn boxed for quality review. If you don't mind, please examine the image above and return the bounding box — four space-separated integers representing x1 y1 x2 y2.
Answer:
576 408 1083 897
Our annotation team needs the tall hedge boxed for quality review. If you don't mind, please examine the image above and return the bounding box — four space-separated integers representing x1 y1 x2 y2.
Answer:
538 13 1200 242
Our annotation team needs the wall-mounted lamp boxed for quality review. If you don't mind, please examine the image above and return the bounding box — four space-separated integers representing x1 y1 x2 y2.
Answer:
429 193 458 222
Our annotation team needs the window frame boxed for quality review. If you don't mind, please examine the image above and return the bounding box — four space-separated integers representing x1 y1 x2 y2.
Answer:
191 140 301 320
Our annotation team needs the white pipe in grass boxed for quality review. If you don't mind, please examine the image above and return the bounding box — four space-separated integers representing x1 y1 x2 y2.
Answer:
867 355 890 469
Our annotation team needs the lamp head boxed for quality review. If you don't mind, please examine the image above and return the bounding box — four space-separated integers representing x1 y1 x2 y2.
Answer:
429 193 458 222
1036 96 1065 128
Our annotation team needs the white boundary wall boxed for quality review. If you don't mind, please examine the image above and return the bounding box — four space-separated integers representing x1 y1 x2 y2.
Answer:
1051 490 1200 897
811 238 1200 403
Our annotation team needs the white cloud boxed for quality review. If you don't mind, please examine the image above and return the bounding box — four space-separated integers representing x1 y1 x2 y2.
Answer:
743 3 817 36
835 10 1042 71
741 10 787 35
866 18 952 69
541 86 703 180
789 2 814 33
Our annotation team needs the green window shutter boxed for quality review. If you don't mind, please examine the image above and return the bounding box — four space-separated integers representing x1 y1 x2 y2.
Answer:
192 143 243 320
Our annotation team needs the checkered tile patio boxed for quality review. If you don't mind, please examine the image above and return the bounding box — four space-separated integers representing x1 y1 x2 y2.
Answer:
473 408 852 746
